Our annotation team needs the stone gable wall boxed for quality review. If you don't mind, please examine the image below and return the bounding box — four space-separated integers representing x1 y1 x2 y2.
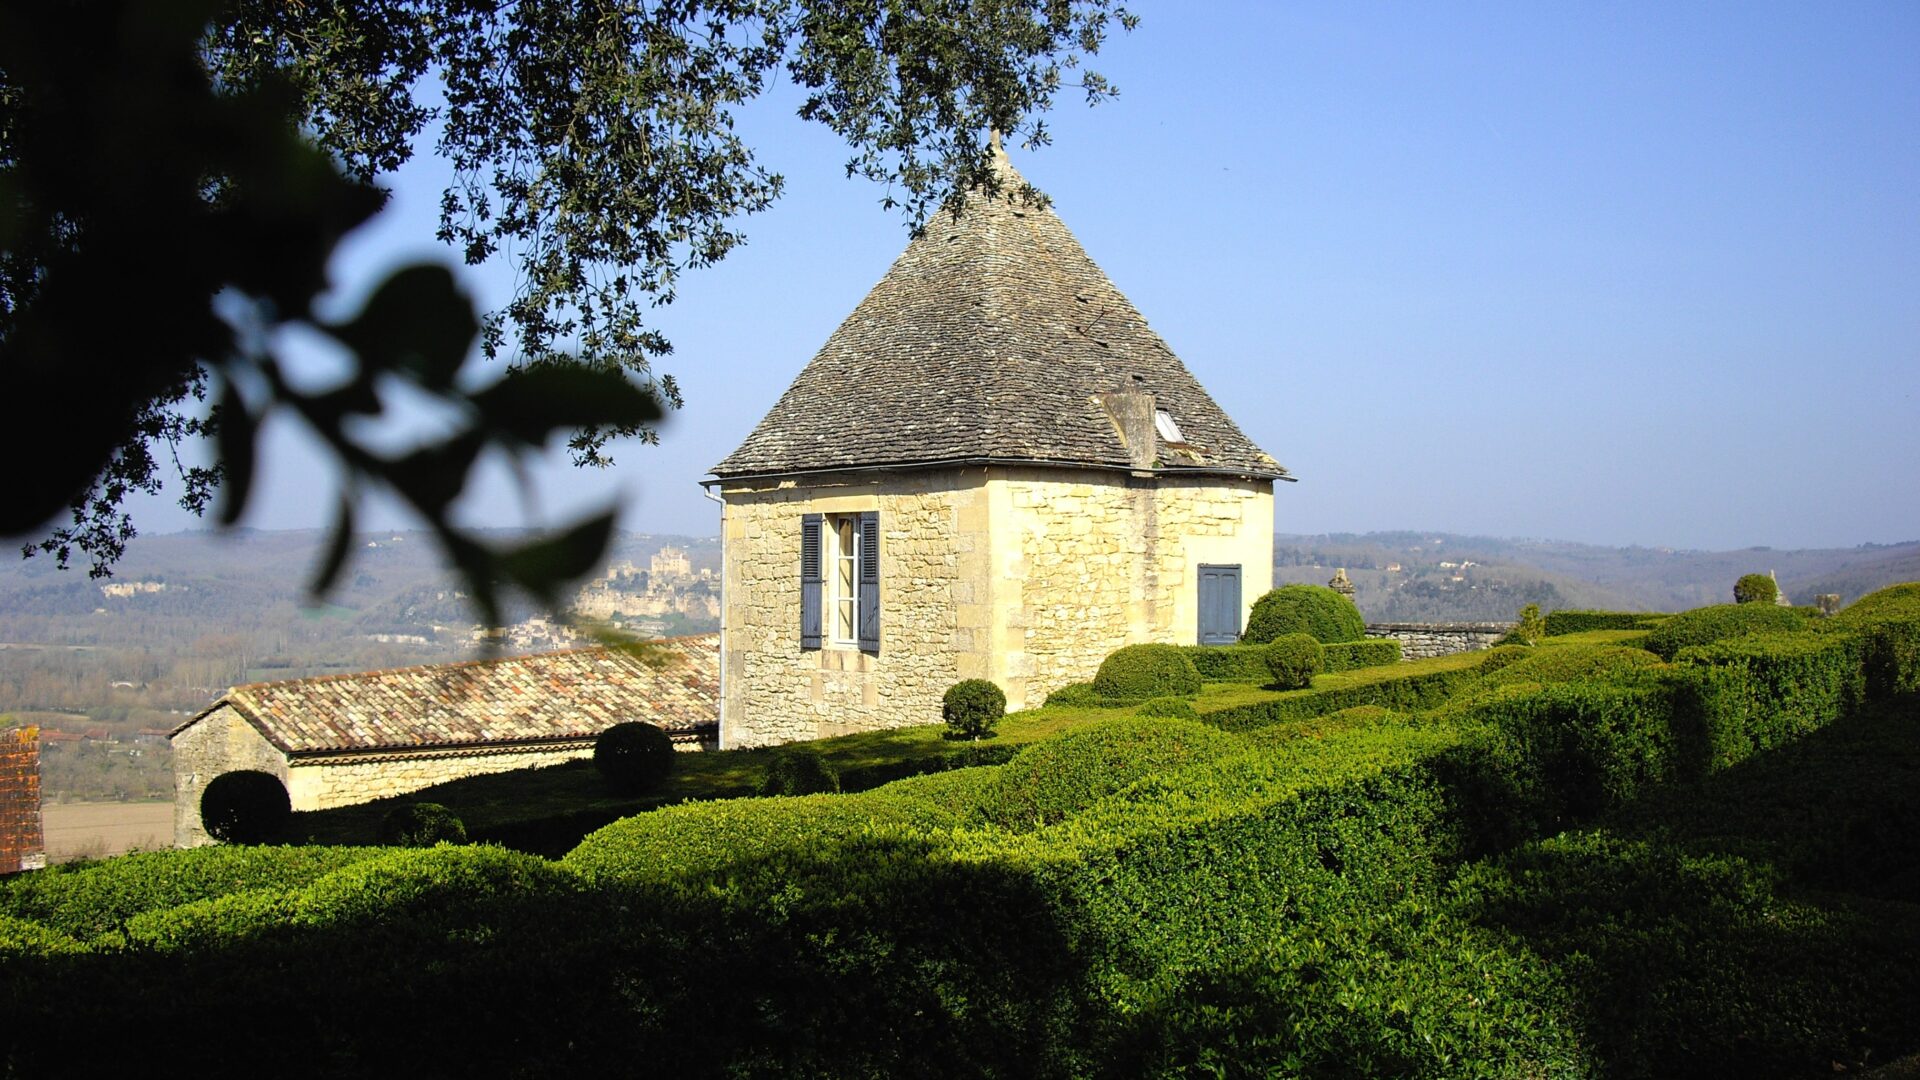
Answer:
719 469 989 748
172 705 290 847
285 744 597 815
719 466 1272 747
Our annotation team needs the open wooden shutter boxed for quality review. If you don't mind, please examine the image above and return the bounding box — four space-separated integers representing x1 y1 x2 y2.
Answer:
857 510 880 653
800 513 823 650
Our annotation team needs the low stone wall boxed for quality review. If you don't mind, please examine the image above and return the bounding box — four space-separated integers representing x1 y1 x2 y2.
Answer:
1365 621 1515 660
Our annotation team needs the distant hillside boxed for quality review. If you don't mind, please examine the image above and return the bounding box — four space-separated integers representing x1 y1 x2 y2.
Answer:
0 529 720 797
1274 532 1920 621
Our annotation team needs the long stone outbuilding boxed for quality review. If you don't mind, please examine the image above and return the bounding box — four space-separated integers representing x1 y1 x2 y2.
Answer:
706 140 1288 748
171 635 717 846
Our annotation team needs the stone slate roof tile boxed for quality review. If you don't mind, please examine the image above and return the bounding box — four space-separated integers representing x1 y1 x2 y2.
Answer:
712 150 1283 480
179 635 717 755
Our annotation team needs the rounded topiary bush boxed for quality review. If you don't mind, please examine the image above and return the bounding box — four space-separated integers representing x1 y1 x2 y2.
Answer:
200 770 291 845
1734 573 1779 605
1242 584 1366 645
1136 696 1198 719
379 801 468 847
1262 633 1325 690
1644 603 1808 661
594 721 676 793
1091 644 1202 702
942 679 1006 738
759 749 841 796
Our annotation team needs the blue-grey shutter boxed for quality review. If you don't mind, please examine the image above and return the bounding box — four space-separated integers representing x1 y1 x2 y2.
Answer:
857 510 880 652
1198 564 1243 645
800 513 823 650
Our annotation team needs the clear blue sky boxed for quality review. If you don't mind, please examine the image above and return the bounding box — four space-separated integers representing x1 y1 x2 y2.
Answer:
128 1 1920 552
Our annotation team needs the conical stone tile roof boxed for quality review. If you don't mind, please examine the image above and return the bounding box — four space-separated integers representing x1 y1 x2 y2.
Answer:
711 148 1283 481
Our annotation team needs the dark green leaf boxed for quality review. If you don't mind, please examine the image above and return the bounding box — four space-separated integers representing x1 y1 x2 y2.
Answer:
329 265 479 388
468 367 662 448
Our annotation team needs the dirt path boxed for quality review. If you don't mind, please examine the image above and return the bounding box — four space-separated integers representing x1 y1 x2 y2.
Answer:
40 801 171 862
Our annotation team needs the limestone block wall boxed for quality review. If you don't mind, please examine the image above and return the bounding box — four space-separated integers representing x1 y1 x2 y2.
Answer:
1365 622 1515 660
286 743 595 812
720 466 1273 747
992 469 1271 704
719 469 990 748
172 705 292 847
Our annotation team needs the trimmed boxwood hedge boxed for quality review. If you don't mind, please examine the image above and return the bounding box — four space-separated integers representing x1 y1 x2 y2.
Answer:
981 717 1243 830
1477 644 1665 689
1091 643 1201 702
1544 609 1667 636
1241 584 1366 645
1644 603 1807 661
1322 638 1401 671
1676 630 1867 766
1182 640 1401 685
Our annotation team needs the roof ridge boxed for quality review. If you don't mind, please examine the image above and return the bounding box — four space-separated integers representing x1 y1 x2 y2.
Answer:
221 632 715 696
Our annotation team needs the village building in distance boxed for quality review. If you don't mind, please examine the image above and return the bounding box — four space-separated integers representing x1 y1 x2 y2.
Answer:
706 139 1285 749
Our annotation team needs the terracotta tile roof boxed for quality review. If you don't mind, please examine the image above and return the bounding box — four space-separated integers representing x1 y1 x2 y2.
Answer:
711 148 1283 481
178 635 718 756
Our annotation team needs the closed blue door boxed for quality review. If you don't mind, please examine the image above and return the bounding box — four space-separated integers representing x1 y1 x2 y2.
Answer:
1198 564 1243 645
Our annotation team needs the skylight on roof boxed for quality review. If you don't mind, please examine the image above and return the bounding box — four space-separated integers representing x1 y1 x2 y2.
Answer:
1154 409 1186 445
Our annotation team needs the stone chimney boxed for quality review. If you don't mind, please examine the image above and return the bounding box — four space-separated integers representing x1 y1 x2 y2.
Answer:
1328 568 1357 607
1101 375 1157 470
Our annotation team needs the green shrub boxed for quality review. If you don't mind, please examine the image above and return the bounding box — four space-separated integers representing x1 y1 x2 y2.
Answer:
1439 678 1683 851
564 793 927 885
1734 572 1780 605
1676 631 1866 765
0 913 88 957
1202 658 1489 734
1836 581 1920 621
1543 609 1666 636
1043 681 1101 707
1477 644 1664 688
0 845 384 943
983 717 1243 830
1644 603 1807 661
1449 829 1920 1079
1241 584 1366 644
1091 643 1201 702
1475 644 1533 675
379 802 468 847
1179 644 1271 682
593 721 675 793
1508 603 1547 646
200 770 291 844
1321 638 1401 672
1136 696 1198 719
942 678 1005 738
1261 633 1324 690
759 748 841 796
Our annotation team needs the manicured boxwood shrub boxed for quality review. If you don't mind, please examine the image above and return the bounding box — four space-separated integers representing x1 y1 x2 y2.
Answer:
1043 681 1101 707
982 717 1243 830
1136 696 1198 719
1734 572 1780 604
1477 644 1664 689
0 845 388 944
379 801 468 847
1826 583 1920 697
1179 644 1271 682
1543 609 1667 636
593 721 675 793
1201 656 1491 733
942 678 1005 738
200 770 291 845
1474 644 1533 675
759 748 842 796
1676 630 1866 765
1644 603 1807 661
1836 582 1920 621
1241 584 1365 645
1261 633 1324 690
1321 638 1401 672
1092 643 1201 702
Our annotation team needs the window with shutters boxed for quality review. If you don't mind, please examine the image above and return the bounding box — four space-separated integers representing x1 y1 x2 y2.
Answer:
801 510 879 653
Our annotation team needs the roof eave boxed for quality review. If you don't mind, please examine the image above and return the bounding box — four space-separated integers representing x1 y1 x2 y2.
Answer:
704 455 1289 489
